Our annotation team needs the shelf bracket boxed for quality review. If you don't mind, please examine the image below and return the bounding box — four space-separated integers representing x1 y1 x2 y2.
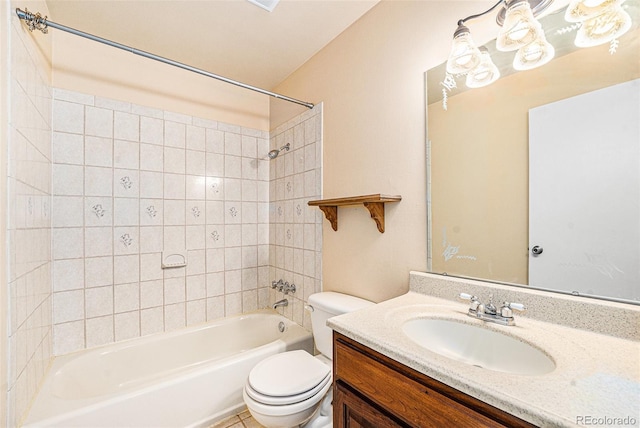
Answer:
319 206 339 231
363 202 386 233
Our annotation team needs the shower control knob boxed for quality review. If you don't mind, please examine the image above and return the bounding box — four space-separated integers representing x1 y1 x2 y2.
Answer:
531 246 543 255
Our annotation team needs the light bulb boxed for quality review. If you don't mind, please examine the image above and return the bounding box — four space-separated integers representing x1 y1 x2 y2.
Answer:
564 0 622 22
466 48 501 88
496 0 543 52
446 24 482 75
513 35 556 70
574 5 632 47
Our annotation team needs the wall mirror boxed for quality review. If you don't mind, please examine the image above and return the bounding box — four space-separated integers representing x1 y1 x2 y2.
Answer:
425 1 640 304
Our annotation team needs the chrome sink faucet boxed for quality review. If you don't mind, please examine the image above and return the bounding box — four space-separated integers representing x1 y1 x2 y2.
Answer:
459 293 526 326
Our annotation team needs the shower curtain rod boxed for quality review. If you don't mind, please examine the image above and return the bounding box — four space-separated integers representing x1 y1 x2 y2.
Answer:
15 8 315 109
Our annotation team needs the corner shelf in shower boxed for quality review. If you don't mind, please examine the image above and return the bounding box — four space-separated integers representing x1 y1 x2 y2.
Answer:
308 194 402 233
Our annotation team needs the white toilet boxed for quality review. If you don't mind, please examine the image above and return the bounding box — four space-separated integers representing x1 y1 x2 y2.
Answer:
243 292 373 428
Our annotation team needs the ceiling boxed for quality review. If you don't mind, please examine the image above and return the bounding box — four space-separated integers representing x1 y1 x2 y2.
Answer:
45 0 381 90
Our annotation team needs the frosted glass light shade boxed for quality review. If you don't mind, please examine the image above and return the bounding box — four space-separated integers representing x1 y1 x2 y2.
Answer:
446 24 482 74
513 36 556 70
466 48 501 88
574 5 632 47
565 0 621 22
496 0 542 52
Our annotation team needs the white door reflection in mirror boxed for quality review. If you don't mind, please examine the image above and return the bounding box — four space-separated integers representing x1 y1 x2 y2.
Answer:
529 79 640 302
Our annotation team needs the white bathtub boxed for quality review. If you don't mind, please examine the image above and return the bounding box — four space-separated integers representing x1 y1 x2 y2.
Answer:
23 311 313 427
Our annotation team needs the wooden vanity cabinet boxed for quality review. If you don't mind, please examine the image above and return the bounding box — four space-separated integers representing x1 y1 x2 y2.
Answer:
333 332 537 428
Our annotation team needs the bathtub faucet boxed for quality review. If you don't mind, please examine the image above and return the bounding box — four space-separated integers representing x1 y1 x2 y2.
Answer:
272 299 288 309
271 279 296 295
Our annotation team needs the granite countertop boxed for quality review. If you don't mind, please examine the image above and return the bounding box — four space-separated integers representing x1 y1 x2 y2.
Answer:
328 291 640 428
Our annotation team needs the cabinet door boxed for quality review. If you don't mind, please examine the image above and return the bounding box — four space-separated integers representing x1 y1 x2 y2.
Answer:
334 382 406 428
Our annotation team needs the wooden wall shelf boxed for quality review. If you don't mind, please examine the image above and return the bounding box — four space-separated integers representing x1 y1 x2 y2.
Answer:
308 194 402 233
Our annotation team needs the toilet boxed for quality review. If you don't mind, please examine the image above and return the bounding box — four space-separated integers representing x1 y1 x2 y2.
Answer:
243 292 373 428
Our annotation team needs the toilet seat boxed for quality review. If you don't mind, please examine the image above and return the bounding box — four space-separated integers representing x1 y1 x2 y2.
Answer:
247 350 331 399
245 372 332 406
243 375 333 418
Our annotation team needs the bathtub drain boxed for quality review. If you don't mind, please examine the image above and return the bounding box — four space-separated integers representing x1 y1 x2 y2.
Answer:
278 321 286 333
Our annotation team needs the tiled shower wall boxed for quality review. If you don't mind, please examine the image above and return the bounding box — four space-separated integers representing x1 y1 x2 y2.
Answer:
50 89 273 354
268 106 323 331
6 12 53 426
5 21 323 424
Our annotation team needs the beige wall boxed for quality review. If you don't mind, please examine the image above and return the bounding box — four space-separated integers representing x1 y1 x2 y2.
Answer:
52 28 270 131
428 29 640 285
270 1 483 302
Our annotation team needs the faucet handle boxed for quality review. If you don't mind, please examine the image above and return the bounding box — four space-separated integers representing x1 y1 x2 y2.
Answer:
272 279 285 290
503 302 526 311
459 293 480 311
282 281 296 295
500 302 526 318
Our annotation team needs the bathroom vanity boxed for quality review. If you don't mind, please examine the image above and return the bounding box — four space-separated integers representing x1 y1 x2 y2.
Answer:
333 332 535 427
329 272 640 428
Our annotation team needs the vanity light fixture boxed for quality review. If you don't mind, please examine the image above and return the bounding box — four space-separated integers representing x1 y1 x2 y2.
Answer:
445 0 635 89
465 47 501 87
513 32 556 69
573 3 632 46
445 0 554 90
446 24 483 74
496 0 545 51
565 0 622 22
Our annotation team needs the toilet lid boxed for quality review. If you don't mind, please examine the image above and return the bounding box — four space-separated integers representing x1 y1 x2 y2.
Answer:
248 350 331 397
245 371 331 406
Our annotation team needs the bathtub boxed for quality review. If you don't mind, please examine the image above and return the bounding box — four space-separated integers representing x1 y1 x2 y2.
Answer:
23 311 313 427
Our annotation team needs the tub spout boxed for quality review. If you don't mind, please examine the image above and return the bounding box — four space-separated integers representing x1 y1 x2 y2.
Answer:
272 299 288 309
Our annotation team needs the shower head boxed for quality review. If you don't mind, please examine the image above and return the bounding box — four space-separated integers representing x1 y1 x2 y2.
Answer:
267 143 290 159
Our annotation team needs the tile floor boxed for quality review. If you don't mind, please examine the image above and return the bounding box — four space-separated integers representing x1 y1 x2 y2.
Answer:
210 410 265 428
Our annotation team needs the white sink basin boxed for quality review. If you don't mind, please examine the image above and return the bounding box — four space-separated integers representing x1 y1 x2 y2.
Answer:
402 318 555 376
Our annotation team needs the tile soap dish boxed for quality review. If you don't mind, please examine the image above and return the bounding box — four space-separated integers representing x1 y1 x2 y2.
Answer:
161 251 188 269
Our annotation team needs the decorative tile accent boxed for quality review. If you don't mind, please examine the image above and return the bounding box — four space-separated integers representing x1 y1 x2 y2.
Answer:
146 205 157 218
211 230 220 242
120 233 133 248
191 206 201 218
120 176 133 190
296 204 302 217
229 206 238 218
92 204 106 218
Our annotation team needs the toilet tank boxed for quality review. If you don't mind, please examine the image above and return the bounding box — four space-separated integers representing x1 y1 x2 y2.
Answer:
308 292 373 359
